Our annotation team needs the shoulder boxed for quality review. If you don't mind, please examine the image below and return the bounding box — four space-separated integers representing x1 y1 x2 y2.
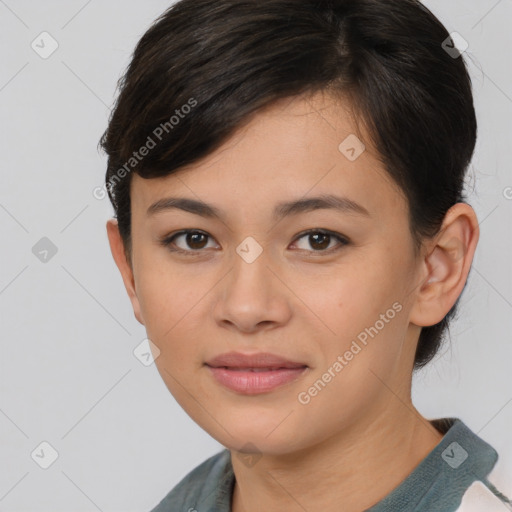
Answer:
450 419 512 512
149 448 234 512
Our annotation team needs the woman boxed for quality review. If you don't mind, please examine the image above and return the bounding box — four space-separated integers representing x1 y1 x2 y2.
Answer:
100 0 511 510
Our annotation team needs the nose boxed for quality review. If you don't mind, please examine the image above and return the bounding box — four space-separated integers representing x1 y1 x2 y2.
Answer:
212 247 292 334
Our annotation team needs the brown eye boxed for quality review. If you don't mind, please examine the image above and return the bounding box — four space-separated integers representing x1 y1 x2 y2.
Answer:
184 232 209 249
292 229 349 253
161 230 218 253
308 232 331 250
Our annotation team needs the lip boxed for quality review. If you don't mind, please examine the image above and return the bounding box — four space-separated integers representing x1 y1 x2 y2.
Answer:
205 352 308 395
205 351 307 369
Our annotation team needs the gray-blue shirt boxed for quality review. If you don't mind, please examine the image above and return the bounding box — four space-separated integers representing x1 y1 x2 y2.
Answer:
150 418 511 511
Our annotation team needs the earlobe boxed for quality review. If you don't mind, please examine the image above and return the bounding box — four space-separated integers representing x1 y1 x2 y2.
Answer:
105 219 145 325
409 203 479 328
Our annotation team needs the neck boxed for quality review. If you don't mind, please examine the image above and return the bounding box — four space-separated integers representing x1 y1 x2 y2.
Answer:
230 403 444 512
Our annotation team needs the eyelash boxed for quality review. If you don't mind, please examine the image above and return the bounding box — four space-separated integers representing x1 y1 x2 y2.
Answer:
159 229 350 256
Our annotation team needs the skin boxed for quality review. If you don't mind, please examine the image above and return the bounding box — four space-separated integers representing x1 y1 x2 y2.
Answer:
106 90 479 512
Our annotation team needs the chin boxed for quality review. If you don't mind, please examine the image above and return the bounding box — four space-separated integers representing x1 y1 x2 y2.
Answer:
214 418 307 455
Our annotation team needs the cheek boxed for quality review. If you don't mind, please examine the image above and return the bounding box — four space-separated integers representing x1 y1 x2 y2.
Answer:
134 264 198 353
299 260 395 332
298 256 409 375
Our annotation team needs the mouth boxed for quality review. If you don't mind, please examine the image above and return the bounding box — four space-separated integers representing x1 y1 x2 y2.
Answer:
204 352 308 394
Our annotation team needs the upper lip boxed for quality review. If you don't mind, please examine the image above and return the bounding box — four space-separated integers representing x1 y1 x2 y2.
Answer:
205 351 307 369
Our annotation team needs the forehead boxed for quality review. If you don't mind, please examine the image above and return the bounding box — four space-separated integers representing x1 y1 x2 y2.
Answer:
130 91 408 224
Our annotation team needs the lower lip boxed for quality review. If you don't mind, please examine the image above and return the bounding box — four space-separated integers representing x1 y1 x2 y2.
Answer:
206 366 308 394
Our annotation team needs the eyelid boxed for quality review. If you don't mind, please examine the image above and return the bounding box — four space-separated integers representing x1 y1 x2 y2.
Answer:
159 228 350 255
159 229 219 254
290 228 349 254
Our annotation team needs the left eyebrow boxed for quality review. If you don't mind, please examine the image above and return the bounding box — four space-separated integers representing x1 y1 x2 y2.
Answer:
146 194 370 220
273 194 370 219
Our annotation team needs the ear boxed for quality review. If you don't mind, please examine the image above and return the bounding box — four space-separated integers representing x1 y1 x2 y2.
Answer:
409 203 480 327
106 219 145 325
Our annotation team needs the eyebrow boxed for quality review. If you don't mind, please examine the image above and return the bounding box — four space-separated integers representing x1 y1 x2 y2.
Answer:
146 194 370 220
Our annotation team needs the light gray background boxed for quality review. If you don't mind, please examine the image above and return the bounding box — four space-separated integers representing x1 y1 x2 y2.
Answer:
0 1 511 510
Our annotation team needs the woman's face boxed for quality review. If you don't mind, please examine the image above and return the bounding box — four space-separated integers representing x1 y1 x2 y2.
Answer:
123 91 426 454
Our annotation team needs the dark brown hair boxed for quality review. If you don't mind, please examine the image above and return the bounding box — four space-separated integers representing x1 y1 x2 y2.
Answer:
99 0 477 370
